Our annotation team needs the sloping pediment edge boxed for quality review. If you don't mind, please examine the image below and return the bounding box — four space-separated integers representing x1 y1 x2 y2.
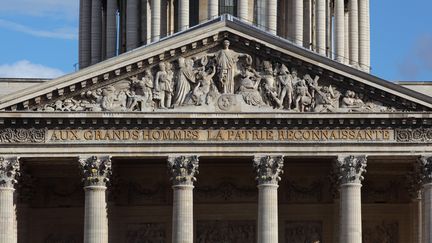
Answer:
1 17 431 113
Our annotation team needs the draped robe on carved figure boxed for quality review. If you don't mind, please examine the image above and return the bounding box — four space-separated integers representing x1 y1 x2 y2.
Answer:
174 57 196 106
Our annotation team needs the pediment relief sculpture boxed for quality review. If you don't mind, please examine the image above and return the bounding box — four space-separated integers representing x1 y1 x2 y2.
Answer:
37 40 397 113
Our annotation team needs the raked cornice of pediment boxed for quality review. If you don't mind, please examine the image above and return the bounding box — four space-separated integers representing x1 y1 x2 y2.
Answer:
1 16 431 113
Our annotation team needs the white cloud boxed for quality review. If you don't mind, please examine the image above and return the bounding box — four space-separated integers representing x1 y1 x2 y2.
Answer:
0 60 65 79
0 0 78 20
0 19 77 40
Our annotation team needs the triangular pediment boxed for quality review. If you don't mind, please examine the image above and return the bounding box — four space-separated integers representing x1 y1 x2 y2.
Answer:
1 17 431 113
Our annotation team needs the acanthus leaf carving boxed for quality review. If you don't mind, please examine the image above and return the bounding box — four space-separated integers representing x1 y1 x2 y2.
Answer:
336 155 367 184
35 40 399 113
0 128 46 143
253 155 284 185
78 155 112 187
418 155 432 185
167 155 199 186
0 156 20 188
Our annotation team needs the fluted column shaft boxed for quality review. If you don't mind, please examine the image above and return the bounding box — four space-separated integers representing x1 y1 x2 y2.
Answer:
316 0 326 55
334 0 345 62
359 0 370 72
0 188 15 243
344 10 350 64
238 0 248 21
126 0 139 51
79 156 112 243
349 0 359 66
91 0 102 65
293 0 303 45
303 0 311 48
254 155 284 243
178 0 189 31
106 0 117 58
151 0 161 42
0 157 20 243
423 184 432 243
168 156 199 243
79 0 92 68
336 155 367 243
267 0 277 34
208 0 219 19
418 156 432 243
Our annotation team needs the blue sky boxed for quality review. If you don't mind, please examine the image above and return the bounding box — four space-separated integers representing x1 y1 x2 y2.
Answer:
0 0 431 81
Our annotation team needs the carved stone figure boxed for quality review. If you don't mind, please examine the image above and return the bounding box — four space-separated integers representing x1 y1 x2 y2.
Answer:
173 57 196 106
191 65 217 106
294 74 312 112
154 62 173 109
312 84 341 113
207 40 251 94
237 61 265 106
363 221 398 243
33 41 397 114
261 61 283 109
341 90 365 110
277 64 294 110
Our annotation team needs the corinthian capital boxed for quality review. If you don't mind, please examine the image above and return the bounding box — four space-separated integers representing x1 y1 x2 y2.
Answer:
418 155 432 185
336 155 367 185
253 155 284 185
0 156 20 189
79 156 112 187
168 155 199 186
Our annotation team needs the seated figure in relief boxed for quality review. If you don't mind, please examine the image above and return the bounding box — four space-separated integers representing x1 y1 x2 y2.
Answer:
128 69 154 111
341 90 365 111
237 61 265 106
191 65 217 106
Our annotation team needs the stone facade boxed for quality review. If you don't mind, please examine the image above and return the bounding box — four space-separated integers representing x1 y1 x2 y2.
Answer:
0 17 431 243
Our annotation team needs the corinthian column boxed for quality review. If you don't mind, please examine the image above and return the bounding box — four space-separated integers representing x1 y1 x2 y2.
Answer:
418 156 432 243
79 156 112 243
293 0 303 45
349 0 359 66
105 0 117 58
178 0 190 31
267 0 277 34
316 0 326 55
334 0 345 62
91 0 102 65
208 0 219 19
254 155 284 243
238 0 248 21
407 169 423 243
336 155 367 243
0 156 20 243
359 0 370 72
126 0 139 51
168 155 199 243
151 0 161 42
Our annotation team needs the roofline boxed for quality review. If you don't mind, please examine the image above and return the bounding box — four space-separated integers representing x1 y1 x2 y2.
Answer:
227 17 432 105
1 15 432 110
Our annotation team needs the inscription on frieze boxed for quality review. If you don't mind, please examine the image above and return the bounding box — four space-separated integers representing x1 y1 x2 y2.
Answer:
1 127 430 143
